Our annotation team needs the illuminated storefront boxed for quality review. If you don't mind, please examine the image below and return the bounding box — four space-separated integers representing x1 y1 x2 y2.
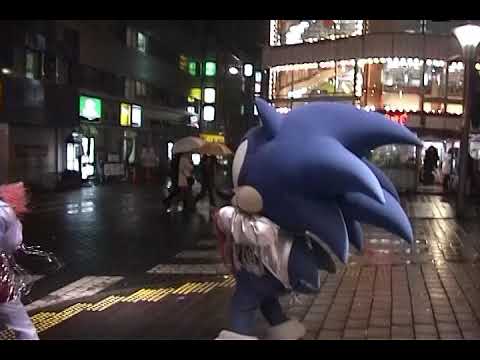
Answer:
263 20 480 193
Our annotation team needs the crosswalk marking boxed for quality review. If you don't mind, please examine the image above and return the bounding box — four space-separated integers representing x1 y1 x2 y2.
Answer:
25 276 124 312
147 263 229 275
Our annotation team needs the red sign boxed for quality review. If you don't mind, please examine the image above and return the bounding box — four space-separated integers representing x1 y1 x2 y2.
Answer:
384 111 408 125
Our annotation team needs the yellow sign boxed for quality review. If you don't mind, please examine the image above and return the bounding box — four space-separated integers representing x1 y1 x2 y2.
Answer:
120 103 131 127
200 133 225 143
189 88 201 101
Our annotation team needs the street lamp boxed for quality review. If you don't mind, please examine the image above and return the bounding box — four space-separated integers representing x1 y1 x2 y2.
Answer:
453 24 480 217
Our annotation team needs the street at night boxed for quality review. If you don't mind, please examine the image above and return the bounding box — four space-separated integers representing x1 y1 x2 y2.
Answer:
2 20 480 342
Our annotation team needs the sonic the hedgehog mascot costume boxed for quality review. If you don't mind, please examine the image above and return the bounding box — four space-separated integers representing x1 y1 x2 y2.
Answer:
214 98 422 340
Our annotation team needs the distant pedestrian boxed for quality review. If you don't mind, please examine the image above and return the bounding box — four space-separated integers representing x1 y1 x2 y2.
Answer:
195 155 217 207
164 153 194 212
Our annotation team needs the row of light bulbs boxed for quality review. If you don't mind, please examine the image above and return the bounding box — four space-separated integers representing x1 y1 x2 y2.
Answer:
271 57 471 74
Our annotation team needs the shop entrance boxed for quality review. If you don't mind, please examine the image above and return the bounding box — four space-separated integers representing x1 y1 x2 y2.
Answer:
81 137 95 180
418 139 459 194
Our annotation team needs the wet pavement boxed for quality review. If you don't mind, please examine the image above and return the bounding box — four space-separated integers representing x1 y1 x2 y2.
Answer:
2 185 480 340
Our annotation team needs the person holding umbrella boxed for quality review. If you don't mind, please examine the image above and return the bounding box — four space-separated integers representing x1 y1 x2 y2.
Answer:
195 142 233 209
195 154 217 207
164 137 204 212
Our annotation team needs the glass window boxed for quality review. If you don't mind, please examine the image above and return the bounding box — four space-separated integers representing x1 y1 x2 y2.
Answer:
423 59 446 113
255 71 262 83
273 20 363 46
272 62 352 99
291 62 335 97
56 57 70 84
244 64 253 77
188 61 197 76
360 58 423 112
125 78 134 99
66 143 79 171
255 83 261 93
447 62 464 101
203 105 215 121
137 32 147 53
335 60 355 95
25 49 41 80
204 88 216 103
167 142 174 161
135 81 147 97
424 60 446 98
131 104 142 127
205 61 216 76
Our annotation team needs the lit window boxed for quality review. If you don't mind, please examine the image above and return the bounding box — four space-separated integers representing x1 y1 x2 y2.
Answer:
254 104 258 116
189 88 202 101
204 88 216 103
66 143 79 171
205 61 216 76
203 105 215 121
167 142 174 161
132 104 142 127
137 32 147 53
255 83 261 93
120 103 132 127
25 49 41 80
188 61 197 76
448 62 464 101
244 64 254 77
255 71 262 82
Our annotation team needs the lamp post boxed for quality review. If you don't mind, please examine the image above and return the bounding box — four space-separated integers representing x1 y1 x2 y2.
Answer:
453 24 480 217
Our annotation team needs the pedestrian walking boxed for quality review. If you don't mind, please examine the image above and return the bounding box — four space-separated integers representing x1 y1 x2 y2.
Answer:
164 153 194 212
195 154 217 207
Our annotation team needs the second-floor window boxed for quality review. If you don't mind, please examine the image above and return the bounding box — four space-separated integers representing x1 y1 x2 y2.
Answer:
126 27 147 54
137 32 147 53
125 78 147 99
25 49 43 80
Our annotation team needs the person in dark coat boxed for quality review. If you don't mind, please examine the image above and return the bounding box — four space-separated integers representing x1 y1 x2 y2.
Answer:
195 155 217 206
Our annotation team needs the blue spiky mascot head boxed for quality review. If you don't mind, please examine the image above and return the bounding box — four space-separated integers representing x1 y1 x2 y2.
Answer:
215 98 422 340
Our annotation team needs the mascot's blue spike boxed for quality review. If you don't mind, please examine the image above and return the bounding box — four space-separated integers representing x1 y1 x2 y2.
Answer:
278 102 422 156
255 98 282 140
340 190 414 244
362 158 400 202
344 217 364 252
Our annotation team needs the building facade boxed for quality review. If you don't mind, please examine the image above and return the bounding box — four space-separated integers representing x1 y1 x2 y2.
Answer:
262 20 480 193
0 20 263 189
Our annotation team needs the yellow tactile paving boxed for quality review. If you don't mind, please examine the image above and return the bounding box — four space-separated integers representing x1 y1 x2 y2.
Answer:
0 276 236 339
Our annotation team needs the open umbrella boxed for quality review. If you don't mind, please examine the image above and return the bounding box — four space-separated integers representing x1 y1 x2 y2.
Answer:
172 136 205 154
198 142 232 156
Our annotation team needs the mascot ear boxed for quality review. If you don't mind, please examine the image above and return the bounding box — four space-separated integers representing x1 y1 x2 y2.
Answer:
255 98 282 140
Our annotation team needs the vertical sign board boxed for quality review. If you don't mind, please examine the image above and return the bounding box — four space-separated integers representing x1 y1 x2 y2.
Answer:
120 103 132 127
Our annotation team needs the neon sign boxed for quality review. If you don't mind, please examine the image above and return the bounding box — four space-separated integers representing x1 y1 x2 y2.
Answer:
384 111 408 125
